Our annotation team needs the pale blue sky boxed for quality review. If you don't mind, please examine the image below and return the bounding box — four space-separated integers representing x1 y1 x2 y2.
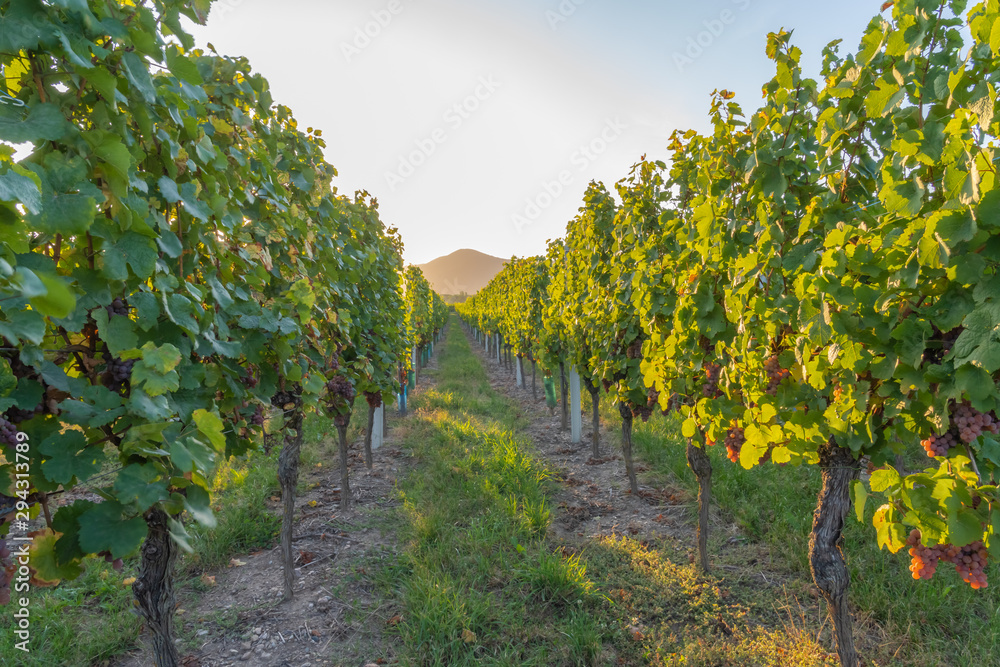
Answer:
186 0 883 264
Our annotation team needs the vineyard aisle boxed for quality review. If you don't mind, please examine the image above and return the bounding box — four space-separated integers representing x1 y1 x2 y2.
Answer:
109 318 852 667
371 319 842 666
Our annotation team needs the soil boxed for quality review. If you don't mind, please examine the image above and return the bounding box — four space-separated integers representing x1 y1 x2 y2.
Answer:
468 339 710 554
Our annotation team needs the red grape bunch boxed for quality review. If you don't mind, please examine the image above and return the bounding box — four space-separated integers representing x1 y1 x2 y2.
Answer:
250 404 265 427
952 402 999 444
764 355 789 395
906 529 944 580
725 426 745 463
921 431 956 457
105 297 129 318
907 530 989 589
326 376 356 402
702 363 721 398
103 355 135 393
946 541 989 589
0 417 18 448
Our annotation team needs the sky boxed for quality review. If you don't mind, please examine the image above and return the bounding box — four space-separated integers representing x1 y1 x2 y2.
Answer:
184 0 884 265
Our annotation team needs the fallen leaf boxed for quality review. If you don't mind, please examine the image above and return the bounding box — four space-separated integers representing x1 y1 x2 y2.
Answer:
122 577 136 586
200 574 217 587
387 615 402 626
462 628 477 644
229 558 247 568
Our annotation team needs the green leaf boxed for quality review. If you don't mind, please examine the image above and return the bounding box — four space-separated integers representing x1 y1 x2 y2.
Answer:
30 192 97 235
114 463 168 510
953 302 1000 373
77 501 148 558
0 169 42 213
853 480 868 523
0 0 47 52
102 232 158 281
39 430 105 486
192 408 226 452
947 508 982 547
0 102 70 143
120 51 156 103
182 484 216 528
133 342 181 396
869 468 901 493
94 136 132 182
165 49 204 85
681 417 697 438
94 308 138 356
28 271 76 318
0 308 46 345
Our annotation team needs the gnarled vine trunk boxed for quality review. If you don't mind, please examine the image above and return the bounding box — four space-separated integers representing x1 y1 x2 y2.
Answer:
133 507 181 667
810 438 861 667
685 439 712 573
617 402 639 495
277 387 304 601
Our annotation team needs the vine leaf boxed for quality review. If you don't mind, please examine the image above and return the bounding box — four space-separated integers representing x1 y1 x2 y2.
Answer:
77 500 148 559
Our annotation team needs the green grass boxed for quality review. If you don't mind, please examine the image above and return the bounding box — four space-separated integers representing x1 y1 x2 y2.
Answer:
591 396 1000 666
390 325 605 665
389 322 844 666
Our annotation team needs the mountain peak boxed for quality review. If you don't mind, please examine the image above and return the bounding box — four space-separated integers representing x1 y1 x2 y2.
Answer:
417 249 508 296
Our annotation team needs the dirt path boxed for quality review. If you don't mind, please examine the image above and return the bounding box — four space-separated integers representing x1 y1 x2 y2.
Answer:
465 335 703 553
113 354 441 667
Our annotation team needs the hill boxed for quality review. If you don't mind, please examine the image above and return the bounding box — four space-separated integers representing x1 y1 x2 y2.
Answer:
418 249 507 298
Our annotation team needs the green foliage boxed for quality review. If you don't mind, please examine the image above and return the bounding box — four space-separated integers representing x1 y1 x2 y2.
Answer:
0 0 431 589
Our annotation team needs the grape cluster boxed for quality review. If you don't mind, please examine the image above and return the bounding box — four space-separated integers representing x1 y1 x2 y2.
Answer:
0 538 11 605
105 297 129 318
702 363 721 398
365 391 383 409
725 427 745 463
241 371 259 389
764 355 789 395
326 376 356 402
625 339 643 360
631 402 654 423
906 530 943 580
0 417 18 448
250 404 265 427
5 404 42 424
104 356 135 392
953 402 999 444
949 541 989 589
906 530 989 589
921 432 956 457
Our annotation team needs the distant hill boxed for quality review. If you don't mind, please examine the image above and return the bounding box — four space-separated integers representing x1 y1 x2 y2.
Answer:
418 249 508 298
